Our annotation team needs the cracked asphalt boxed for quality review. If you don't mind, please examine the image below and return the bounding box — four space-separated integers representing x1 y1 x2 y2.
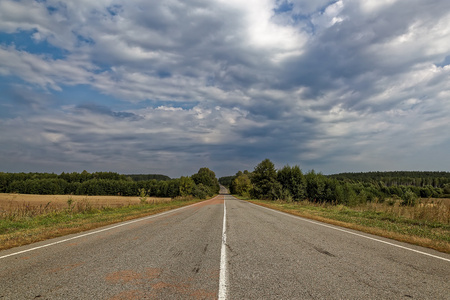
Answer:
1 192 449 299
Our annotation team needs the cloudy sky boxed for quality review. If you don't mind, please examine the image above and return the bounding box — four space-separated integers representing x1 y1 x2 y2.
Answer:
1 0 449 178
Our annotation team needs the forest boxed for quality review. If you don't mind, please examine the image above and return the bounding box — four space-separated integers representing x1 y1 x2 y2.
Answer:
328 171 450 187
0 168 220 199
219 159 450 206
2 160 449 207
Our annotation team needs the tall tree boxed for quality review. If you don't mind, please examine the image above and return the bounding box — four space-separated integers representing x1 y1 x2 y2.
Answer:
192 167 220 195
179 176 195 196
305 170 326 202
251 159 282 200
232 173 253 197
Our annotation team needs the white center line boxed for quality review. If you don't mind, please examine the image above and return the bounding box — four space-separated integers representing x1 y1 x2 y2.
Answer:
218 195 228 300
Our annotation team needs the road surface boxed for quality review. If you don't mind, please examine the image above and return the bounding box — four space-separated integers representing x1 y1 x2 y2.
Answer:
1 191 449 299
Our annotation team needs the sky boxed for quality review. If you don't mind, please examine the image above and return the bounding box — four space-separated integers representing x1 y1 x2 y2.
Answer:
0 0 450 178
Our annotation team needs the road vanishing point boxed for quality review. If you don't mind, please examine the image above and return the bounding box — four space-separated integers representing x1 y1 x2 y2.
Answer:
1 188 449 299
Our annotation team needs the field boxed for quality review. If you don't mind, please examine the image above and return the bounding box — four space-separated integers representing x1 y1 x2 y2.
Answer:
0 193 199 251
0 193 171 212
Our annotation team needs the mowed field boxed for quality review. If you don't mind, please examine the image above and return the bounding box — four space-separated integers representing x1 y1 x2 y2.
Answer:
0 193 171 212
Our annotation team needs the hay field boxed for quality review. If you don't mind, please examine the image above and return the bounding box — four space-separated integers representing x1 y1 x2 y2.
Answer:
0 193 171 212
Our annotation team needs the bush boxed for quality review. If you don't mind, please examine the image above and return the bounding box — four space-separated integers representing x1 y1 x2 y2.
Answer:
401 189 418 206
192 183 210 199
232 173 253 197
192 168 220 194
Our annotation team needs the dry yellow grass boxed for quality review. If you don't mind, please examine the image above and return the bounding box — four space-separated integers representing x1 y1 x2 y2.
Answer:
0 193 171 211
355 198 450 224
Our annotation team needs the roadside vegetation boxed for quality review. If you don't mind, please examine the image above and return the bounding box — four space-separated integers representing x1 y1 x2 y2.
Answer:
0 167 220 199
220 159 450 253
0 195 204 251
0 167 220 250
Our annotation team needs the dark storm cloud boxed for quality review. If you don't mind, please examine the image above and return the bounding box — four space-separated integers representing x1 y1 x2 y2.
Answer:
0 0 449 176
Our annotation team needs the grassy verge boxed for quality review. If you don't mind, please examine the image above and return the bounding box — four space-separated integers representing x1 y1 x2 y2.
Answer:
0 197 205 251
245 198 450 254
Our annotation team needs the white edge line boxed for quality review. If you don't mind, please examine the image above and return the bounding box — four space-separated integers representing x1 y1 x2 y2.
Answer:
218 196 228 300
0 197 219 260
246 200 450 262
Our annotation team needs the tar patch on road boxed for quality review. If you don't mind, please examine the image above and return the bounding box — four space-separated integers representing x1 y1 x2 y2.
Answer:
314 246 336 257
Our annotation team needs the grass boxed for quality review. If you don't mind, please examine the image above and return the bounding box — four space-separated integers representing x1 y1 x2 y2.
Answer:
0 193 171 209
0 195 204 251
245 198 450 254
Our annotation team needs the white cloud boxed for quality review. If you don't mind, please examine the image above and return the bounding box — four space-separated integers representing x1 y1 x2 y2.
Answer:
0 45 96 90
311 0 345 28
0 0 52 33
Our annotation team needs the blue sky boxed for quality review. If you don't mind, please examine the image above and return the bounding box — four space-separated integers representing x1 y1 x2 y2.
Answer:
1 0 450 178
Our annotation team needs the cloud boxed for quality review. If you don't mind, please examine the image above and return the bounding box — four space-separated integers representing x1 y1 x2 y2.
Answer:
0 86 254 176
0 0 450 176
0 45 96 90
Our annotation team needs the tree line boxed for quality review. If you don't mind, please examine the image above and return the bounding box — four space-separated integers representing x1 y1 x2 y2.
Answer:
0 168 220 199
328 171 450 188
126 174 171 181
219 159 450 206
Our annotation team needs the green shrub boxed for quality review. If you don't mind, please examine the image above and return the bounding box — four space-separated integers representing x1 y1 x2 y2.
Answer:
401 189 418 206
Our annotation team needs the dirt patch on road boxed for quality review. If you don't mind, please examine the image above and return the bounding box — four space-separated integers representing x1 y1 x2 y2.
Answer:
105 267 216 299
106 270 144 284
193 195 224 208
145 268 163 280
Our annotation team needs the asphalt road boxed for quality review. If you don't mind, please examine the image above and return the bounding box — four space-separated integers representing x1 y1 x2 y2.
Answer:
1 192 449 299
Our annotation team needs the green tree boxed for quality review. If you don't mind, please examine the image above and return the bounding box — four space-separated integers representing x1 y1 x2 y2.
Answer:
192 183 210 199
251 159 282 200
232 173 253 197
277 165 306 201
167 179 181 198
192 167 220 195
218 175 235 189
305 170 326 202
179 176 195 196
333 182 358 205
157 181 168 197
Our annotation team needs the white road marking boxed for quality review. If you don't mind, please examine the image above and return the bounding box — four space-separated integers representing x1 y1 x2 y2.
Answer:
218 196 228 300
248 200 450 262
0 197 218 260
